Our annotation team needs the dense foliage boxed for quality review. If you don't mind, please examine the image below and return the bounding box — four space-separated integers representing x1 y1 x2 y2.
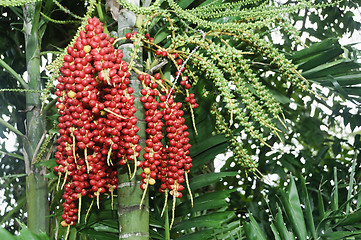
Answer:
1 0 361 239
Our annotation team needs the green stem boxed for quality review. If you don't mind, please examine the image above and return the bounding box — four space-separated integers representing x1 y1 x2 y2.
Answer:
0 117 25 137
164 204 170 240
346 150 358 214
23 1 49 235
97 0 109 34
331 167 339 211
0 58 29 89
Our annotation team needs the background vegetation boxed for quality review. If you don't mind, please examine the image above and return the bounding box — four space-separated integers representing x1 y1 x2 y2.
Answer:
1 0 361 239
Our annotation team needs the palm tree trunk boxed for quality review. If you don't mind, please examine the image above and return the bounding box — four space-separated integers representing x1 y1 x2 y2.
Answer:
117 1 149 239
23 2 49 235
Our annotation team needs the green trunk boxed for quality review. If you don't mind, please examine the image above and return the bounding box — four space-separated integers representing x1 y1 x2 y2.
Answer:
117 1 149 239
23 2 49 235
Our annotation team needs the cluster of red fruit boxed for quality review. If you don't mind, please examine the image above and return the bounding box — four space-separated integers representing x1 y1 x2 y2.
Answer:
137 74 192 200
136 50 196 227
54 17 140 227
54 17 197 227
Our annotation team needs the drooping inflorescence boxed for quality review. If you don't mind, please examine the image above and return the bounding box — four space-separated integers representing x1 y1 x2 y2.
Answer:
54 17 135 228
53 16 198 235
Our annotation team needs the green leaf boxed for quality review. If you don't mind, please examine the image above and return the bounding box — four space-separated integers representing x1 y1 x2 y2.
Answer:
355 134 361 149
316 146 329 164
150 214 165 228
177 0 194 9
198 0 222 7
78 229 117 240
302 59 360 79
191 142 228 170
176 230 215 240
37 233 50 240
311 73 361 87
332 140 341 156
297 48 343 72
344 86 361 98
172 211 234 231
292 38 339 61
213 221 241 239
317 189 325 219
189 172 237 190
322 230 361 240
149 228 164 239
69 228 77 240
300 176 317 239
91 223 118 233
99 219 119 229
274 207 295 240
83 209 118 225
0 228 16 240
44 172 57 179
269 89 292 105
154 25 170 44
244 214 266 240
189 134 227 157
34 158 57 168
162 61 171 82
334 208 361 227
19 224 40 240
176 189 235 216
270 223 281 240
280 176 307 240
